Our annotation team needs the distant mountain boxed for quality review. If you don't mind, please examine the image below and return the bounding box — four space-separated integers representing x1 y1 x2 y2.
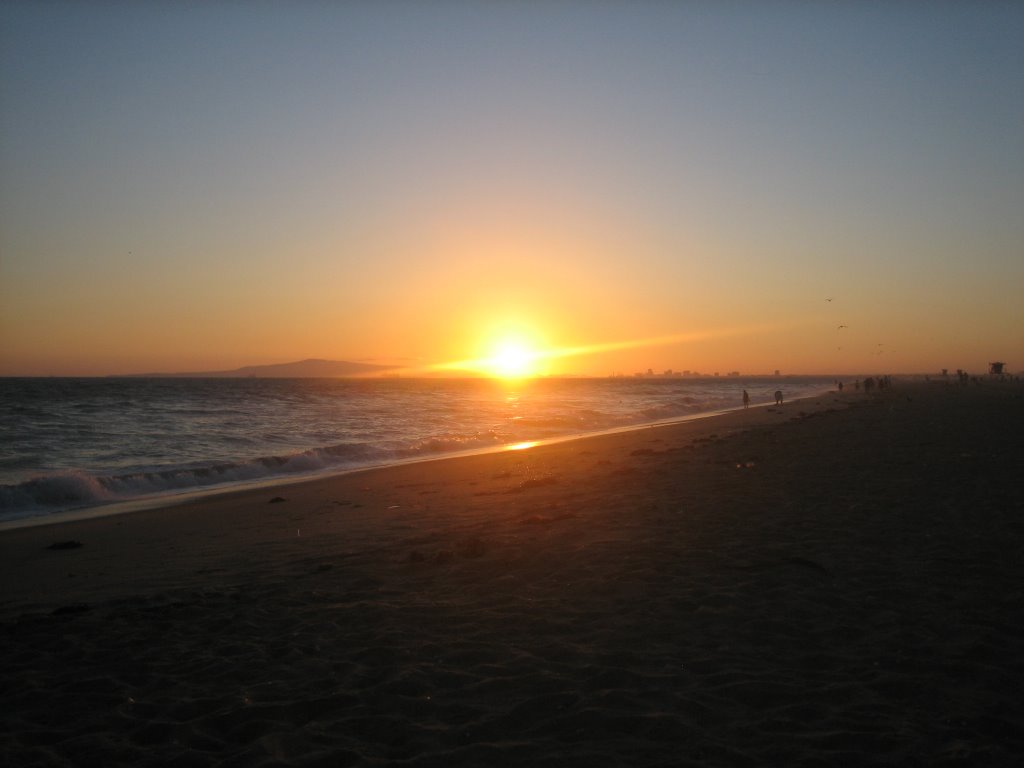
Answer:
125 358 395 378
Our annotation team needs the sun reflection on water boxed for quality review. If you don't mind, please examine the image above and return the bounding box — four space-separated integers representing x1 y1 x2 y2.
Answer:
506 441 539 451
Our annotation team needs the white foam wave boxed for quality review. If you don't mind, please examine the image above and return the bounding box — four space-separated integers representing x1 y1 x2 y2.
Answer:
0 432 515 521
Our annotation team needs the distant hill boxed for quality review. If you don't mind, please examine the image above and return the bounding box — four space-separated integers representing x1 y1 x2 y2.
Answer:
125 358 395 378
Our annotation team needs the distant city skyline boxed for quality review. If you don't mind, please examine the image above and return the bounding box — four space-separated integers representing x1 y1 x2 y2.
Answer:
38 354 1010 380
2 2 1021 377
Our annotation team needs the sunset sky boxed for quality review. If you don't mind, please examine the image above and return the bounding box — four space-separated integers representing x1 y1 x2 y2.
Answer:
1 2 1021 377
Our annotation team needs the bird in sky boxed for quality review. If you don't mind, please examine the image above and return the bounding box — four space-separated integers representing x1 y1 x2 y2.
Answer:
837 325 848 330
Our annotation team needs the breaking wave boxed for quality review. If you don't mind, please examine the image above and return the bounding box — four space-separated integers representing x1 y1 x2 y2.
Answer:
0 431 511 522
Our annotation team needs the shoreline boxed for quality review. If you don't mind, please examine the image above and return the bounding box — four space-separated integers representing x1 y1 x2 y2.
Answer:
3 380 1021 766
0 388 832 532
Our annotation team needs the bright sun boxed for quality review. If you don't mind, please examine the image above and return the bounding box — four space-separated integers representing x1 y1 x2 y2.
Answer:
486 339 541 378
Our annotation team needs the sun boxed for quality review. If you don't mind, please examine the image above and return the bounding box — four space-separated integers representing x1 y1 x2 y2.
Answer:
485 338 542 379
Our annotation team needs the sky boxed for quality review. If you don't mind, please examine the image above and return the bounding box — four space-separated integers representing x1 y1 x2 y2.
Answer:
1 1 1021 377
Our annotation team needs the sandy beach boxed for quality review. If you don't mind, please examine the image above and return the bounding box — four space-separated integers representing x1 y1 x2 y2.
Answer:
2 381 1022 767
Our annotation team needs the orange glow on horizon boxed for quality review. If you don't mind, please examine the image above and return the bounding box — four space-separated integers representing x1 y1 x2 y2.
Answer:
374 318 802 379
424 329 547 379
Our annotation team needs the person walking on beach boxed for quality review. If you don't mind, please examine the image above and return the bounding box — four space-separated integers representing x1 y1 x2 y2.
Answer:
742 389 750 408
774 390 784 405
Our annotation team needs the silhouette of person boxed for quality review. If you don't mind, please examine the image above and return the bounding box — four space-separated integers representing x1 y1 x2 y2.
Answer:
742 389 750 408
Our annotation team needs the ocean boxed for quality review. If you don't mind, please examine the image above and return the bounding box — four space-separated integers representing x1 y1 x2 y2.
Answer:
0 375 834 523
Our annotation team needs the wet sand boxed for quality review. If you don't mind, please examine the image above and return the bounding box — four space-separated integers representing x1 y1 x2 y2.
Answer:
2 381 1022 766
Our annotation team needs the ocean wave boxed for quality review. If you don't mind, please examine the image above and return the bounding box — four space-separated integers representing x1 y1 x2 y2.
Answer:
637 396 733 422
1 377 837 522
0 431 514 521
0 471 114 514
400 430 508 456
0 399 757 520
504 414 604 432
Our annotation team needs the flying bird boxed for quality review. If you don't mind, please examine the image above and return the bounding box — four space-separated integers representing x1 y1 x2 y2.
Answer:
837 325 848 330
825 297 833 302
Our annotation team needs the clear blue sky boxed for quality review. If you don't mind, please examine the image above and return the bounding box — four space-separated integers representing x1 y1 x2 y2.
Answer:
2 2 1022 375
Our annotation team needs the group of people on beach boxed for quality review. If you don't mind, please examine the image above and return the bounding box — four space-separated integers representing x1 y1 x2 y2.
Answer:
857 376 891 393
741 377 896 409
833 376 892 393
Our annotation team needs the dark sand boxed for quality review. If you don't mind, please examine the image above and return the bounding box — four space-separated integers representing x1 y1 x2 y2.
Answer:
2 382 1022 767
